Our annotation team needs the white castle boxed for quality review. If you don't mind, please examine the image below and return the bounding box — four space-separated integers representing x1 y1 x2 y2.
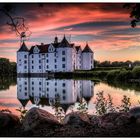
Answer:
17 36 94 74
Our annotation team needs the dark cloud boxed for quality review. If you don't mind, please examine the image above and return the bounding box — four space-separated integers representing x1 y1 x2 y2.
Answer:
52 20 129 31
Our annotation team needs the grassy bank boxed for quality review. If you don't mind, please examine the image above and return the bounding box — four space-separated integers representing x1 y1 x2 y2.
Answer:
55 66 140 82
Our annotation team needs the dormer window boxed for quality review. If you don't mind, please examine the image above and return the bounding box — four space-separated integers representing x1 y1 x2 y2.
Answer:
33 46 40 53
48 44 55 52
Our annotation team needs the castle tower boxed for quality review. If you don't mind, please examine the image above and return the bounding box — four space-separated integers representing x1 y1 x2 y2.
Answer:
17 41 29 74
17 78 29 108
57 35 74 72
82 43 94 70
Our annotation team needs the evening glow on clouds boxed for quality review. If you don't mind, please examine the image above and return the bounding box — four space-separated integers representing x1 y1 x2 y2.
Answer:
0 3 140 62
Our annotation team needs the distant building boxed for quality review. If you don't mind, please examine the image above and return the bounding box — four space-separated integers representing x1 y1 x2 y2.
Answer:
17 36 94 74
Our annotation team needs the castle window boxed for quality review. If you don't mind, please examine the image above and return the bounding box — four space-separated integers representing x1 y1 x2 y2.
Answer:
55 82 57 86
54 59 57 63
47 88 49 91
32 60 34 64
25 87 27 90
62 51 65 55
25 82 27 85
63 96 66 100
46 59 49 63
55 65 57 69
39 66 41 69
32 55 34 58
63 89 66 94
55 88 57 92
32 66 34 69
62 83 65 87
24 55 27 58
25 92 27 96
39 60 41 63
39 82 41 85
47 65 49 69
46 54 48 57
62 64 65 68
32 87 34 90
62 57 65 61
39 87 41 91
32 81 34 85
24 60 27 64
47 82 49 85
24 66 27 69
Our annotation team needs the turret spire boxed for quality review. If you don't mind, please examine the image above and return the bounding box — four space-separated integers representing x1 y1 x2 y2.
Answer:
18 41 29 52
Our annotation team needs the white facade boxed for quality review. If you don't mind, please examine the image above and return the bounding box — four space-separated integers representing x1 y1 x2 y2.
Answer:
17 36 94 73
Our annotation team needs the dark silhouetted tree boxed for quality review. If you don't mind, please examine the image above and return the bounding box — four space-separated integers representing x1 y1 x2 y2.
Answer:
123 3 140 27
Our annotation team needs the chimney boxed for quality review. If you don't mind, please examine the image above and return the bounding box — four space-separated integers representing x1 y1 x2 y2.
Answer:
54 36 58 44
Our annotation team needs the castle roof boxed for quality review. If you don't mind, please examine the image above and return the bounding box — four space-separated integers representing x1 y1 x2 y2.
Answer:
18 41 29 52
75 46 81 52
82 43 93 53
18 99 29 107
29 44 49 54
58 36 72 48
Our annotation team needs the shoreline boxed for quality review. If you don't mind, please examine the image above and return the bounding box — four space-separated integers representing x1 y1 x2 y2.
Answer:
1 107 140 137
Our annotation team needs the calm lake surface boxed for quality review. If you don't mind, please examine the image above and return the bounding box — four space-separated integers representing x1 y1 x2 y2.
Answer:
0 77 140 116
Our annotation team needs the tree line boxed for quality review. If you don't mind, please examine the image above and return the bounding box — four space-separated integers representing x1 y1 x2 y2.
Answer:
94 60 140 68
0 58 16 76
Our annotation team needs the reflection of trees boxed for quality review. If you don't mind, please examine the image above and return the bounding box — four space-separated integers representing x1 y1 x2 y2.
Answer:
106 80 140 93
0 77 16 91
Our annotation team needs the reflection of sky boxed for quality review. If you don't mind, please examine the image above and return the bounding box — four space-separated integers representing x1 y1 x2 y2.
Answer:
0 3 140 62
0 80 140 116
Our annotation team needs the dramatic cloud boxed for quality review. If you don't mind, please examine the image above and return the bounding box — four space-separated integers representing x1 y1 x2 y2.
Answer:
0 3 139 62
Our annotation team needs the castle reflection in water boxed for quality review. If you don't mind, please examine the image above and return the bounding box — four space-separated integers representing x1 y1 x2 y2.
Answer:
17 78 94 112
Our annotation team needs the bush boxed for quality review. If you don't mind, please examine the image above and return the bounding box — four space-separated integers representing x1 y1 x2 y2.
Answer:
106 70 120 82
132 66 140 78
116 69 133 81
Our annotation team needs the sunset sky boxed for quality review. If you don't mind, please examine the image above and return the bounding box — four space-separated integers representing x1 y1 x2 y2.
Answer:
0 3 140 62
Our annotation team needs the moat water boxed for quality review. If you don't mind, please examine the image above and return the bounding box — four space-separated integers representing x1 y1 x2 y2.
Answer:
0 77 140 116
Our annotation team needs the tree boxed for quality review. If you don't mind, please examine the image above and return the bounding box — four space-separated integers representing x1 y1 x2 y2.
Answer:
123 3 140 27
0 4 31 42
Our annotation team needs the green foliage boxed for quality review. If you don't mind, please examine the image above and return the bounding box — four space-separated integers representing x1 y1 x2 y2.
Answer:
16 107 28 121
116 69 133 82
77 98 88 114
95 92 132 115
132 66 140 78
95 91 108 116
52 96 65 122
106 70 120 82
107 94 116 113
119 95 131 112
0 77 16 91
0 58 16 76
